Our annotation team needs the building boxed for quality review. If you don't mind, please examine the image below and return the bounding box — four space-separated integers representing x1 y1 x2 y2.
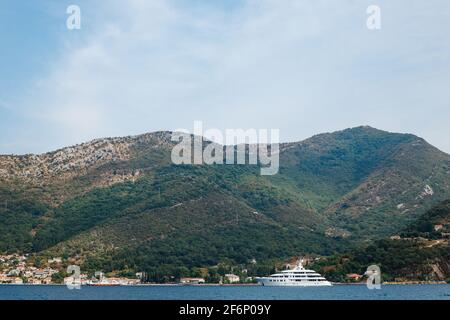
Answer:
180 277 205 284
28 279 42 285
225 274 240 283
13 277 24 284
47 257 63 264
135 272 144 280
42 277 53 284
0 275 9 283
346 273 362 281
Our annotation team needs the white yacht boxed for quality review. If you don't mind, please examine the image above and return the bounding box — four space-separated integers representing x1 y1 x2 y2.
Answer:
256 260 332 286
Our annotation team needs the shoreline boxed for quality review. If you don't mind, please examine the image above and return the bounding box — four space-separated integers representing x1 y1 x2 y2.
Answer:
0 282 448 287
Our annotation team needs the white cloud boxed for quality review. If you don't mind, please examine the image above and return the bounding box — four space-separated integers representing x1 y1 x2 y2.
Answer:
9 0 450 154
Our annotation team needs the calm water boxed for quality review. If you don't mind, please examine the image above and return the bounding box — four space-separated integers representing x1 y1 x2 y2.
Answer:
0 284 449 300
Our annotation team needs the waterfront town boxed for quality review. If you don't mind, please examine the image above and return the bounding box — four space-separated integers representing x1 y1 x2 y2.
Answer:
0 253 249 286
0 254 141 286
0 254 57 285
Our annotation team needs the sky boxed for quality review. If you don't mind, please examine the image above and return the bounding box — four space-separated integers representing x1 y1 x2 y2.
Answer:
0 0 449 154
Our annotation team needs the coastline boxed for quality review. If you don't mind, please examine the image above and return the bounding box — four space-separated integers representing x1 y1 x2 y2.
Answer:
0 282 448 287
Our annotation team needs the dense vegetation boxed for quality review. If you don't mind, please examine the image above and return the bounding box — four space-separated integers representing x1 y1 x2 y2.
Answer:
0 126 449 280
402 199 450 238
311 200 450 282
0 186 48 252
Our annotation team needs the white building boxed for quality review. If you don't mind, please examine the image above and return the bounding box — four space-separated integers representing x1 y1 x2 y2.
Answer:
180 277 205 284
225 274 240 283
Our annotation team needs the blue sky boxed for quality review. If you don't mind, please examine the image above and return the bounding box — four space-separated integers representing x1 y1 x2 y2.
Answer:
1 0 450 154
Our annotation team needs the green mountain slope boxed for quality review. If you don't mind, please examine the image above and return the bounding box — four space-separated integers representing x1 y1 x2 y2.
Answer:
0 126 449 276
278 126 450 239
311 200 450 282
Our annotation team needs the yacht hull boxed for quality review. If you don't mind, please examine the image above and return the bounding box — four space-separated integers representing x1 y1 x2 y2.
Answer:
257 278 332 287
257 260 332 287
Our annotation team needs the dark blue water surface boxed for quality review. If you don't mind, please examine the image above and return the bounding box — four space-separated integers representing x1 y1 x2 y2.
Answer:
0 284 449 300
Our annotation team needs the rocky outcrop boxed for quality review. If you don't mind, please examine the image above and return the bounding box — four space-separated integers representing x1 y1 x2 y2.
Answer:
0 131 173 182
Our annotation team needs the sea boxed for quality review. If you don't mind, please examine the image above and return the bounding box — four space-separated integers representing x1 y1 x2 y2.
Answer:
0 284 449 300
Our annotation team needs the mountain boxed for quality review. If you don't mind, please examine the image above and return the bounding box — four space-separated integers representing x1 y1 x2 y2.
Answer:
278 126 450 238
402 199 450 238
311 200 450 282
0 126 449 277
